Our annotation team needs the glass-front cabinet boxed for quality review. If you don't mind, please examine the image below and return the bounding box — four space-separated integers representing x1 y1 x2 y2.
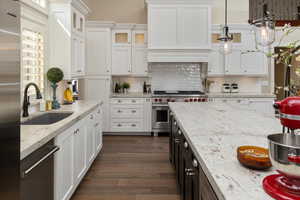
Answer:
112 30 132 46
72 7 85 36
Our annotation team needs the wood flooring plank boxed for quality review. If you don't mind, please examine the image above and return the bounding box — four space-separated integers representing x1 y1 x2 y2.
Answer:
70 136 180 200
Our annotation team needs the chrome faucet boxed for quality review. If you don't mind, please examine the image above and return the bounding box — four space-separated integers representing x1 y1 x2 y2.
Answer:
23 83 42 117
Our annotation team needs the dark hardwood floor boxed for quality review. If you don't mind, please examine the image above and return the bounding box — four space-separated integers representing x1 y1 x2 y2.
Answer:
71 136 180 200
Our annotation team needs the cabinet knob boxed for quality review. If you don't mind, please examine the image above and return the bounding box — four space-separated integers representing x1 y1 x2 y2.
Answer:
107 70 110 72
184 142 188 149
174 121 177 126
132 110 136 113
117 110 122 113
132 100 136 103
117 124 122 127
97 109 101 114
90 115 94 119
192 159 198 168
131 124 136 127
178 130 182 135
118 100 122 103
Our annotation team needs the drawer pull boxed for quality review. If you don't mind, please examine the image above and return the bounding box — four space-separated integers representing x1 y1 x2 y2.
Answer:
97 109 101 114
174 121 177 126
185 168 193 172
132 100 136 103
117 124 122 127
95 123 99 127
174 139 180 143
117 110 122 113
132 110 136 113
90 115 94 119
186 172 195 176
118 100 122 103
131 124 136 127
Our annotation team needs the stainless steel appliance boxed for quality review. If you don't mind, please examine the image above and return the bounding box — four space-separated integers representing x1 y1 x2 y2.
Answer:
21 140 59 200
0 1 20 199
152 90 208 135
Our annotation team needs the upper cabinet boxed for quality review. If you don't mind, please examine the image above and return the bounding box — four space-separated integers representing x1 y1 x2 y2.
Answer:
111 24 148 76
208 24 268 77
147 3 211 49
49 0 90 80
146 0 212 62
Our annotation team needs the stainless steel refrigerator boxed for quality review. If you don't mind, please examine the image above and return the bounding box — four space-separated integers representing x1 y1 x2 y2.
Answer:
0 0 20 199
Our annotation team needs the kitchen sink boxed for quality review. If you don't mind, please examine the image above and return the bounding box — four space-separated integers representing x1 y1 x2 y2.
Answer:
22 112 73 125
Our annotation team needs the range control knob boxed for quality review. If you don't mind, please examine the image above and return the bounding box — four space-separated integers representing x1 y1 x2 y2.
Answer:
194 98 197 102
184 99 189 102
171 99 176 102
190 98 193 102
167 99 170 102
198 98 201 102
159 99 162 102
155 99 158 102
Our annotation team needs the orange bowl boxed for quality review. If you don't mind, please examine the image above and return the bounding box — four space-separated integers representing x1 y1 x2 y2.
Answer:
237 146 272 170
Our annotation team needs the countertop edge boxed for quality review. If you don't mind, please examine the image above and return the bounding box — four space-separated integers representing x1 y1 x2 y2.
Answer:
20 101 101 160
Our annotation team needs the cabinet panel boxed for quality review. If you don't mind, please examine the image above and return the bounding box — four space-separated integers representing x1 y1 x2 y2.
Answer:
111 106 143 119
86 113 96 165
241 51 267 75
132 47 148 76
149 6 177 48
95 107 103 153
225 49 243 75
112 47 132 75
208 48 224 76
178 6 210 48
73 124 86 185
55 129 74 200
86 29 111 75
84 77 111 132
111 119 143 132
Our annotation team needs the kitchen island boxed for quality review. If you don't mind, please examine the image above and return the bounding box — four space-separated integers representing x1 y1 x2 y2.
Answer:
169 102 282 200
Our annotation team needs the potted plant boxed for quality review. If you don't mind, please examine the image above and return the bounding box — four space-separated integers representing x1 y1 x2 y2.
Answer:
122 82 130 94
47 67 64 109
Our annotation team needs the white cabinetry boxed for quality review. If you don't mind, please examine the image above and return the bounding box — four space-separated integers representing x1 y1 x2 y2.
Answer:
55 105 103 200
54 128 74 200
49 0 89 80
111 24 148 76
110 98 152 133
147 3 211 49
86 22 113 76
82 77 111 132
209 24 268 77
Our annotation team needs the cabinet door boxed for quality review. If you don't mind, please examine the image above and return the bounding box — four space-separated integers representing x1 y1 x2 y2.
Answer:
95 107 103 154
84 77 111 132
178 6 211 48
241 51 267 75
132 47 148 76
73 123 86 185
133 30 147 47
143 98 152 132
208 48 224 76
71 36 79 75
55 129 74 200
86 113 96 166
148 6 177 48
86 29 111 75
225 49 243 75
112 47 132 75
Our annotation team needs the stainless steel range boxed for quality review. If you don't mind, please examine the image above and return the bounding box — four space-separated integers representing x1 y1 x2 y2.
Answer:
152 90 208 135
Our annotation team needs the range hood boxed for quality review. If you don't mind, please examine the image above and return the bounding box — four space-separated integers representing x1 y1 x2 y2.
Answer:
146 0 212 63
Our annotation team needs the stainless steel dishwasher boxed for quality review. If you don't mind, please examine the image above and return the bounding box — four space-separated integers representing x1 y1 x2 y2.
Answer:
21 139 59 200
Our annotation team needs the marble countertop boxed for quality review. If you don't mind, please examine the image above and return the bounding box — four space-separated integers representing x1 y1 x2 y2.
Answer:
111 92 152 98
21 100 101 160
169 102 282 200
207 93 276 98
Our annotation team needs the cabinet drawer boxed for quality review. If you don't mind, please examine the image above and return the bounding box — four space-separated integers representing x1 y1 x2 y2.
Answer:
111 106 142 118
110 98 144 105
111 120 143 131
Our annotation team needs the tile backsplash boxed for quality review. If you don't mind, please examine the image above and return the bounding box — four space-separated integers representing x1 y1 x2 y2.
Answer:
150 63 206 91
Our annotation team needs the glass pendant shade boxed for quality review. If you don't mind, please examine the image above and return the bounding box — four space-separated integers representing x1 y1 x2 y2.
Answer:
254 20 275 47
219 40 232 55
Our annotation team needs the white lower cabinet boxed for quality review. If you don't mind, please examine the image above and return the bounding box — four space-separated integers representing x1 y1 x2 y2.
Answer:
109 98 152 133
54 105 103 200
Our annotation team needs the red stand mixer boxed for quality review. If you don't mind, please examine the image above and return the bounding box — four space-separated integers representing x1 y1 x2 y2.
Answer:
263 97 300 200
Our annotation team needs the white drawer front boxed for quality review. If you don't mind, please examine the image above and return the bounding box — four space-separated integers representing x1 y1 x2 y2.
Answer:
110 98 144 105
111 120 143 132
111 106 142 118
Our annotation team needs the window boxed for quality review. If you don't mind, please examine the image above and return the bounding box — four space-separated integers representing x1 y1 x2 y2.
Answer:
21 29 44 96
31 0 46 8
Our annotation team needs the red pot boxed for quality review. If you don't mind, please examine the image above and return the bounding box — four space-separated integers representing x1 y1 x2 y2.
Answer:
274 97 300 130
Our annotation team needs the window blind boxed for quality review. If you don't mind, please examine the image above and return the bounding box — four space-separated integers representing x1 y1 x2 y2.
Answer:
22 29 44 96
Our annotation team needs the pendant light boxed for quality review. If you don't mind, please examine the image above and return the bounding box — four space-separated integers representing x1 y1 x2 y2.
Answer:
250 4 275 47
218 0 233 55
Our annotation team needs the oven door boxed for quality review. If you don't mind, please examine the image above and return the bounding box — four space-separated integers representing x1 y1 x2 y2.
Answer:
152 105 170 132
